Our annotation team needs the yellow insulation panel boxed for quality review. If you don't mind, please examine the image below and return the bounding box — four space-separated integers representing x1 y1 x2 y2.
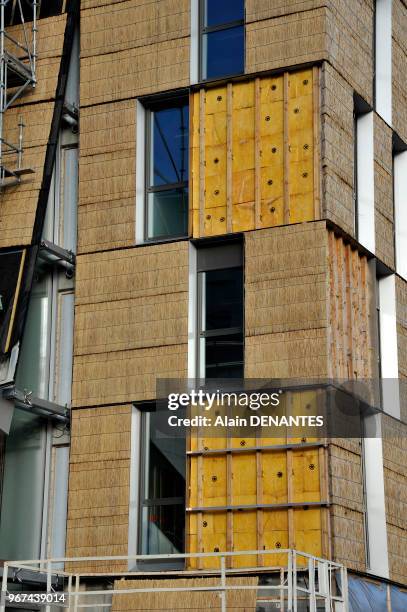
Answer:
191 67 320 237
187 437 328 569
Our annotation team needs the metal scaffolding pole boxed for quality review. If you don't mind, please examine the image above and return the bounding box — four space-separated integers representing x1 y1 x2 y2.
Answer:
0 0 37 188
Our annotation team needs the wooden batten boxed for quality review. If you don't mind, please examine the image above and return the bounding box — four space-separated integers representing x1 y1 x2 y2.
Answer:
327 230 375 380
186 421 325 569
191 68 320 238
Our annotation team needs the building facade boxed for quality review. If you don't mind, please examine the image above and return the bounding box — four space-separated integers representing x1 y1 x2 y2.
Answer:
0 0 406 609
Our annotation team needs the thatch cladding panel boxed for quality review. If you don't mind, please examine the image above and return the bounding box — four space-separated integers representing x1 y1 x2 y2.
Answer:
78 199 135 254
245 0 326 22
246 8 328 74
80 101 136 157
78 150 135 207
8 14 67 60
321 63 355 235
387 523 407 585
381 414 407 578
112 577 258 611
75 241 188 305
78 100 136 253
245 331 328 378
245 223 328 378
2 104 54 150
329 444 364 514
245 222 327 330
73 242 188 406
0 14 68 248
66 406 132 572
0 145 47 248
374 114 394 269
72 344 187 406
331 504 366 571
81 0 189 58
75 294 188 355
393 0 407 143
80 38 189 106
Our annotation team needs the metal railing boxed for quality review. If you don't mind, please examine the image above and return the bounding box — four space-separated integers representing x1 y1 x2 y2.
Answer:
0 549 348 611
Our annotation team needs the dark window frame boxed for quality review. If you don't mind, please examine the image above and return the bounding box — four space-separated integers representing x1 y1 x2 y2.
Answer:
137 404 186 566
196 241 244 379
198 0 245 82
144 96 190 244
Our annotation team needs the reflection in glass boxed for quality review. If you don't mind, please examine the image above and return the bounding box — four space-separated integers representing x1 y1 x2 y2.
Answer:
202 26 245 80
204 268 243 330
150 106 189 187
147 189 188 240
141 504 185 556
141 411 185 555
199 266 244 379
0 410 46 560
146 103 189 240
205 334 244 379
15 274 50 399
204 0 244 27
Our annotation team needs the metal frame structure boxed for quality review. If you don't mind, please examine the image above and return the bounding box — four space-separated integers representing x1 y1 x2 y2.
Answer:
0 0 38 188
0 549 348 612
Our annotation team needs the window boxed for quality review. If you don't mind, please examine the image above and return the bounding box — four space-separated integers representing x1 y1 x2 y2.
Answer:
200 0 245 80
196 242 244 379
145 100 189 241
139 408 185 559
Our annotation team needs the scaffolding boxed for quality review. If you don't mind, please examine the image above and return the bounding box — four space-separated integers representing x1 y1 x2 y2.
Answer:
0 549 349 611
0 0 38 188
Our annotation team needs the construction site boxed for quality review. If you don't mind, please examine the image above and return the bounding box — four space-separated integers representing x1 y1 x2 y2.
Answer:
0 0 406 610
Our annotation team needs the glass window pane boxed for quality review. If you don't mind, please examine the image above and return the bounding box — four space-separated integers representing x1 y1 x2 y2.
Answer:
141 411 186 556
205 333 244 378
148 438 186 500
147 188 188 239
141 504 185 554
0 410 46 560
145 411 186 499
202 25 244 80
203 268 243 331
150 105 189 187
204 0 244 27
15 274 50 399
